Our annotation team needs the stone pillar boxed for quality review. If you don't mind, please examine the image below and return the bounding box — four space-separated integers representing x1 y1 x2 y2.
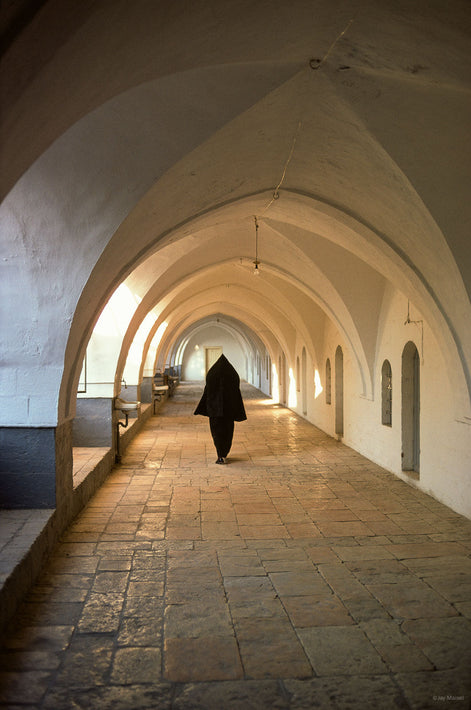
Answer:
55 420 74 518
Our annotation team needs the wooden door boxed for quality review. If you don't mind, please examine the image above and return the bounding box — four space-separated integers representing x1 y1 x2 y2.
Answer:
205 346 223 374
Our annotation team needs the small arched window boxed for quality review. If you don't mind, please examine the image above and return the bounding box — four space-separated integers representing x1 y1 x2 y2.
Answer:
296 356 300 391
325 358 332 405
381 359 392 426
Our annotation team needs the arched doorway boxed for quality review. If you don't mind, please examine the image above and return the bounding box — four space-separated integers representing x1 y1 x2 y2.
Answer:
205 346 223 374
325 358 332 405
302 347 307 416
335 345 344 437
381 360 392 427
402 341 420 474
281 352 287 405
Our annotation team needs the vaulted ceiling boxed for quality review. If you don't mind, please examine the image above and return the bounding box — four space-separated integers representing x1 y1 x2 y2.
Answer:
1 0 470 424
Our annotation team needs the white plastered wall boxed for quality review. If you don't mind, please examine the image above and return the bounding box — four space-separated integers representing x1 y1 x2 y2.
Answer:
286 287 471 518
369 290 471 519
182 326 248 381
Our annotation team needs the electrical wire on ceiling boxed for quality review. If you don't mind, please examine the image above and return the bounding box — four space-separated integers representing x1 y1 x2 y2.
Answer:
260 16 356 217
252 16 356 273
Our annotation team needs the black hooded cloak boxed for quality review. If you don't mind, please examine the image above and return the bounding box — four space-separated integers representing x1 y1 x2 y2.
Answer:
194 355 246 460
194 354 247 421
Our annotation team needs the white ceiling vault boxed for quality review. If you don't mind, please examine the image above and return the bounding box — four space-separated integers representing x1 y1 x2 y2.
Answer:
1 0 470 426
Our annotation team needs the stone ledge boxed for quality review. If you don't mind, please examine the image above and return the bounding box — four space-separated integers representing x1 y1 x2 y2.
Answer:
0 508 55 642
0 398 163 640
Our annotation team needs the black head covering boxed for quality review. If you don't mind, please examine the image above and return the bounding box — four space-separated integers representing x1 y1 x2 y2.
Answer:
194 354 247 421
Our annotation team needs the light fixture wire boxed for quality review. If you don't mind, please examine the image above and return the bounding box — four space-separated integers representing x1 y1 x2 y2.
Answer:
311 18 355 72
261 121 302 216
253 215 260 274
261 16 355 216
252 17 355 272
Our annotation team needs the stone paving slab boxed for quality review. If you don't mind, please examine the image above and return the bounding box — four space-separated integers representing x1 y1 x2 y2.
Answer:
285 676 412 710
366 580 459 620
281 593 354 627
297 625 388 675
0 382 470 708
41 683 174 710
165 636 243 682
172 680 289 710
394 670 470 710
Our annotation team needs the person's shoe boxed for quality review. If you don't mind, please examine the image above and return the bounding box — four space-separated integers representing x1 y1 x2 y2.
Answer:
215 457 225 464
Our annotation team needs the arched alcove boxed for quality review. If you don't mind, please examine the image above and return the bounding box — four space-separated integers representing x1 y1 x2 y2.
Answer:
302 347 307 416
335 346 344 438
1 0 470 523
402 341 420 475
381 359 393 427
325 358 332 406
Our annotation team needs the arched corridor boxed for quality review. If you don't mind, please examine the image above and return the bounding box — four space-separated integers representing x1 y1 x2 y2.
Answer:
1 1 471 704
1 384 470 707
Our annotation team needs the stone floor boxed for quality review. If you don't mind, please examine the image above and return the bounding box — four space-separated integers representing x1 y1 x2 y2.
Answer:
0 382 470 709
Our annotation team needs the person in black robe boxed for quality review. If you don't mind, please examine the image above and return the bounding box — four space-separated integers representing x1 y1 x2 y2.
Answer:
194 354 247 464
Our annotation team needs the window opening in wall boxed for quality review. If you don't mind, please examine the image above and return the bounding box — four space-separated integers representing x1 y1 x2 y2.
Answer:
78 353 87 393
381 359 392 426
335 346 344 437
296 356 300 392
325 358 331 405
